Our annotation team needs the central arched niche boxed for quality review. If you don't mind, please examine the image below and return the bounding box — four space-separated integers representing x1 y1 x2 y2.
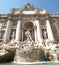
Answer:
22 22 35 41
24 22 33 28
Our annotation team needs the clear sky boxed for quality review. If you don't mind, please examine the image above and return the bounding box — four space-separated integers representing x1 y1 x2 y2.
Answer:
0 0 59 14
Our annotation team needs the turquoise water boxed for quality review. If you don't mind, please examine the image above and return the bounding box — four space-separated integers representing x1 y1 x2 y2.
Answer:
0 62 59 65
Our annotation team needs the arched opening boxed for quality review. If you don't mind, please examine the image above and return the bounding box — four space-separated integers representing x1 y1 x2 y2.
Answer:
21 22 35 41
24 22 33 28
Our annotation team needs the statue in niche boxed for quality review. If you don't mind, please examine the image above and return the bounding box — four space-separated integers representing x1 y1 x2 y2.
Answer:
11 31 15 40
10 31 16 44
43 29 48 39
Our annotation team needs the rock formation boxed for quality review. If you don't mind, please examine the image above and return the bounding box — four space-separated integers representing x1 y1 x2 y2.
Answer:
0 30 59 62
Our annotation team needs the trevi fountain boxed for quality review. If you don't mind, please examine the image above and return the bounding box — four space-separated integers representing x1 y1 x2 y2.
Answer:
0 3 59 65
0 30 59 63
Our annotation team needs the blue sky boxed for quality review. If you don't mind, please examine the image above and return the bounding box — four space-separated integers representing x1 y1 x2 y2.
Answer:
0 0 59 14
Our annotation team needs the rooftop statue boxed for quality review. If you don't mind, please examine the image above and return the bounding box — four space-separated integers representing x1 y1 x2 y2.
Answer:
24 3 34 10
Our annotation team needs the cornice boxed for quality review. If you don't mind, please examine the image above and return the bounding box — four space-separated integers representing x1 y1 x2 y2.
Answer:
0 13 59 21
50 14 59 18
0 14 8 18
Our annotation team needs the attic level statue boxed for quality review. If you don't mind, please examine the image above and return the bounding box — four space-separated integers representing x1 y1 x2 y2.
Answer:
0 3 59 62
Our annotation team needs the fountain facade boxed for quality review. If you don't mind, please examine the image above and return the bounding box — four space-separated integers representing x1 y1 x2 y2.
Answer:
0 3 59 62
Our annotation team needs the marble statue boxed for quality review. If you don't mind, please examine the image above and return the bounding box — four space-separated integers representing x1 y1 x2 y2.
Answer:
11 31 15 40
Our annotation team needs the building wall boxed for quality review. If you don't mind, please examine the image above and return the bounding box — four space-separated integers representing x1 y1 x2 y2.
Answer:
0 3 59 43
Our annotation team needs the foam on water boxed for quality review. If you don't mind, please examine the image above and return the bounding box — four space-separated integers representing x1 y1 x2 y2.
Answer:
13 61 59 64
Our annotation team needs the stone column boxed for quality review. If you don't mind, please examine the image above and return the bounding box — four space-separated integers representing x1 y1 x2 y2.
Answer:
4 19 12 41
16 19 21 41
35 20 42 43
54 21 59 38
46 19 54 40
34 27 37 42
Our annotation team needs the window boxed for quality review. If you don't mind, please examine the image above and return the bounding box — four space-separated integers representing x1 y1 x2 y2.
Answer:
40 21 46 25
51 19 56 24
2 19 7 25
13 21 17 26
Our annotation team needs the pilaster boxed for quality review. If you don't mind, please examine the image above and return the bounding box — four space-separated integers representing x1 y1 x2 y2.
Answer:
4 17 12 41
46 19 54 41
